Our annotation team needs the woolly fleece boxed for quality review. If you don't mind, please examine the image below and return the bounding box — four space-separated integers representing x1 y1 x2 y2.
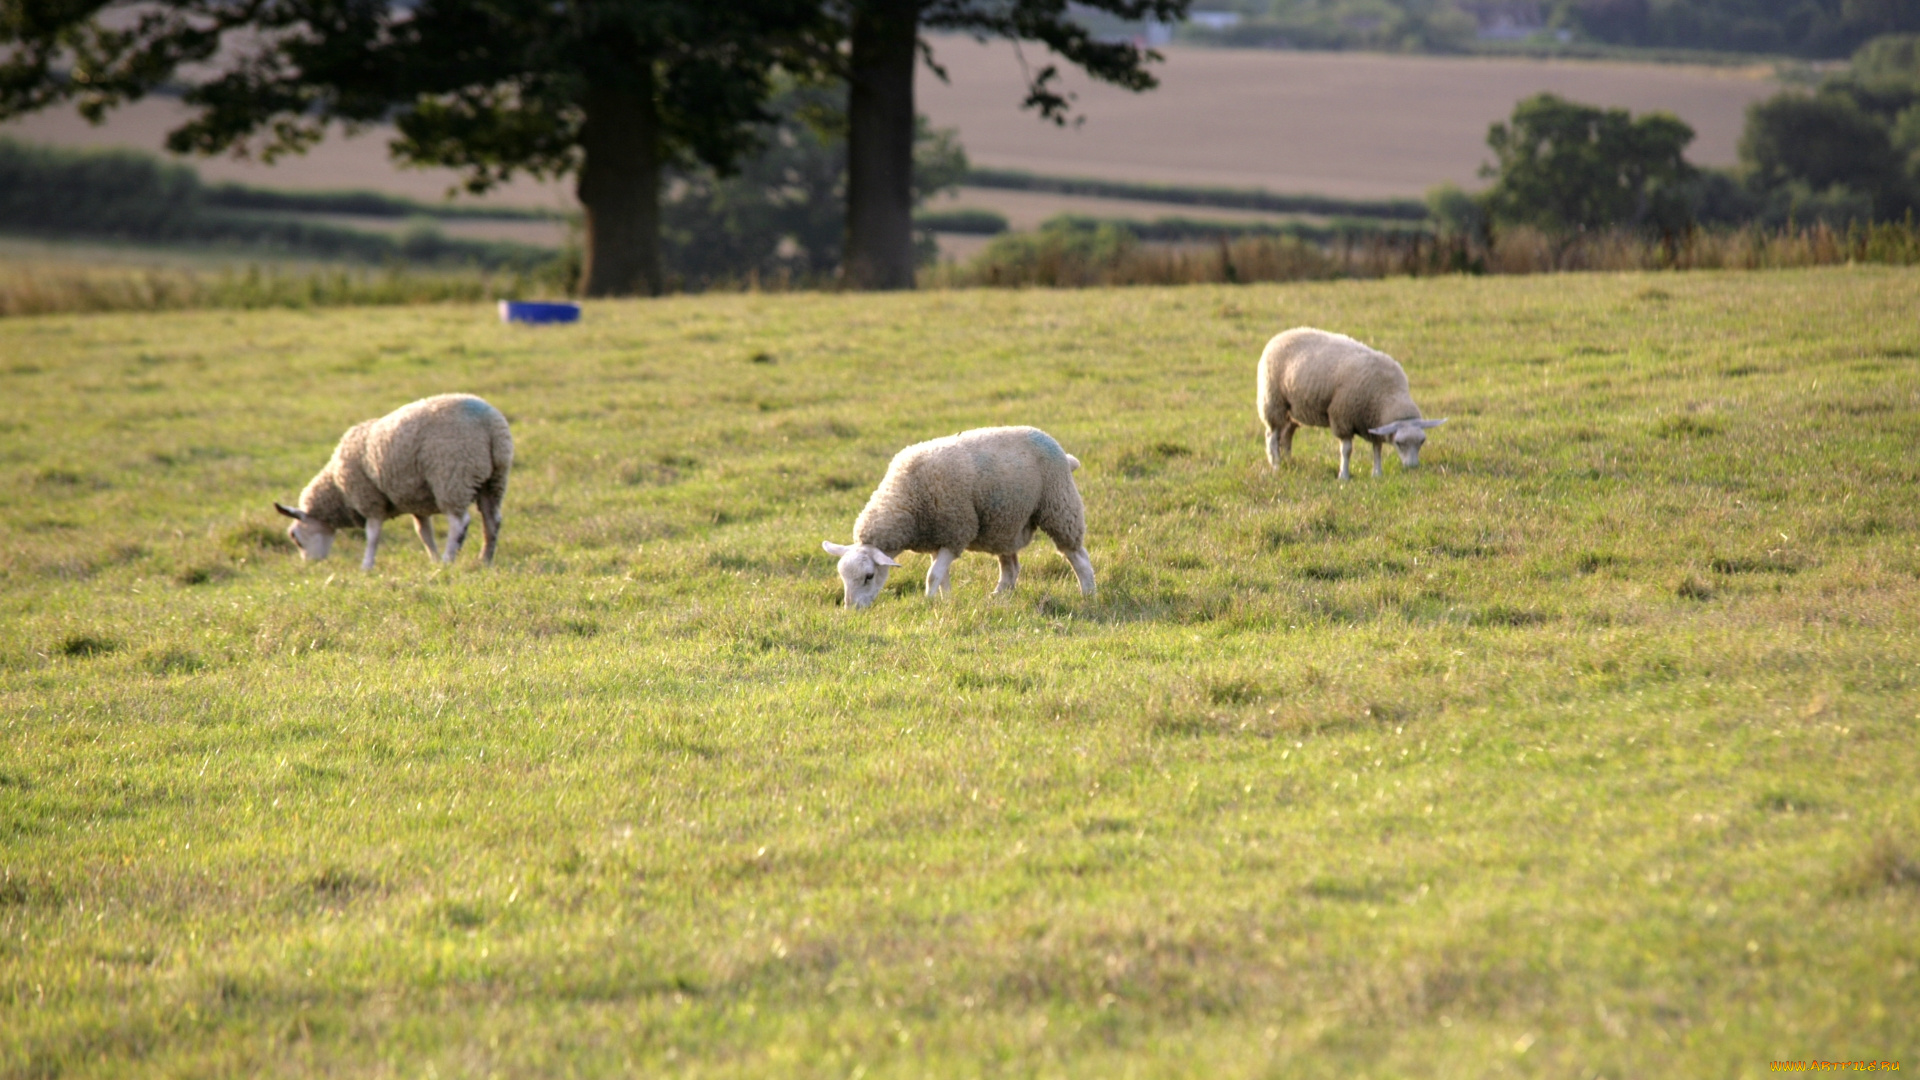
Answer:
294 393 512 560
1257 327 1424 442
852 426 1087 559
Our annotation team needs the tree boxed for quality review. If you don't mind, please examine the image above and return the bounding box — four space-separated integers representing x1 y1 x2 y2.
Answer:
1736 33 1920 222
1562 0 1920 58
1739 93 1906 218
1851 32 1920 85
827 0 1191 290
661 82 968 288
1743 29 1920 220
1565 0 1651 47
1480 93 1696 239
0 0 822 296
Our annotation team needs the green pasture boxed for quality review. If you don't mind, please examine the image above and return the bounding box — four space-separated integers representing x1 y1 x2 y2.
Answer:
1 270 1917 1077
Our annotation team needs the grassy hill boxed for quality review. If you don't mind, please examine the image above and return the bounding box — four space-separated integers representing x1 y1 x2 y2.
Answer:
2 269 1917 1076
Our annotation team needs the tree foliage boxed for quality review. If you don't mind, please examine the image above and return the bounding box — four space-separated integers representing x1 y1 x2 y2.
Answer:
1851 32 1920 84
1737 33 1920 221
1479 93 1696 235
832 0 1191 290
662 84 967 288
1563 0 1919 56
915 0 1195 123
1191 0 1920 58
0 0 822 295
1741 95 1903 201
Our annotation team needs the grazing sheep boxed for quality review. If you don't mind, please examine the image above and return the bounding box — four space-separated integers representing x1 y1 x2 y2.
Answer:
821 426 1096 609
274 394 513 570
1257 327 1446 480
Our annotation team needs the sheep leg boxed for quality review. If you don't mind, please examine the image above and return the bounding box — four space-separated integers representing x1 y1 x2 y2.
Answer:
413 514 438 559
441 509 472 564
476 490 503 565
1338 438 1354 482
926 548 957 598
994 553 1021 595
1065 548 1096 597
1372 441 1385 478
1264 418 1299 468
361 517 384 570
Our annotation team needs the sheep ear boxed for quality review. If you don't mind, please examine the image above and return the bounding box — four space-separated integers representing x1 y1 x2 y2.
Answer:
274 502 307 521
1416 418 1447 429
874 551 901 567
822 541 852 558
1367 422 1402 437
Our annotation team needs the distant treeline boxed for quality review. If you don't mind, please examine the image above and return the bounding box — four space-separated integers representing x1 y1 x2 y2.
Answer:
0 139 557 269
913 209 1010 235
963 168 1431 222
1177 0 1920 60
202 184 556 222
1542 0 1916 58
1033 213 1429 244
1446 37 1920 237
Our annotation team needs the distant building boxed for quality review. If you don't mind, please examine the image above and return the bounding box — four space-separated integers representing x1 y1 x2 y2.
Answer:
1068 2 1174 46
1188 10 1244 31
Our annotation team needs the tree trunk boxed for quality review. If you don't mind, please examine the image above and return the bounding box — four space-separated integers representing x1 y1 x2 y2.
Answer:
577 71 663 297
843 0 919 291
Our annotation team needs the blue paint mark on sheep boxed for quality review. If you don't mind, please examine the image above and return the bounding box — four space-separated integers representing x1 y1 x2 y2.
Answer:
461 397 498 421
1026 429 1067 462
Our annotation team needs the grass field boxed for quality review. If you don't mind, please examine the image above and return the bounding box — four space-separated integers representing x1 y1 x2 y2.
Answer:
2 268 1918 1077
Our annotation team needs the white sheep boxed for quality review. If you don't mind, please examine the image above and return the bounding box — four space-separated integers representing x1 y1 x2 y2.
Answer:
821 426 1096 609
1257 327 1446 480
274 393 513 569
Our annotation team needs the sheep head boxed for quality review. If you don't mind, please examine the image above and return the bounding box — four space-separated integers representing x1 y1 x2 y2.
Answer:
822 541 900 609
275 502 336 561
1367 418 1447 469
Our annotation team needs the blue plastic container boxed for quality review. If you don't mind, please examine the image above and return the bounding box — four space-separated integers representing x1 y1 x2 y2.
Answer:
499 300 581 325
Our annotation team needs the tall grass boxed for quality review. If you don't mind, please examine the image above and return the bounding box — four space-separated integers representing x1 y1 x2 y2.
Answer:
0 261 565 317
7 219 1918 315
1479 218 1920 273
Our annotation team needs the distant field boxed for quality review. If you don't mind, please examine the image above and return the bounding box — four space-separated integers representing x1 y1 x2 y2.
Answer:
2 45 1781 226
0 98 574 212
919 40 1781 197
2 269 1916 1076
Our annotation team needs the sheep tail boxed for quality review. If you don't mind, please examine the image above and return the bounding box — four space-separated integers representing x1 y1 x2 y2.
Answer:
1066 453 1081 473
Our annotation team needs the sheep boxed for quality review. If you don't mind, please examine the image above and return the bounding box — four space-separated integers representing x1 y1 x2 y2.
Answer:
821 426 1096 609
273 393 513 570
1257 327 1446 481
